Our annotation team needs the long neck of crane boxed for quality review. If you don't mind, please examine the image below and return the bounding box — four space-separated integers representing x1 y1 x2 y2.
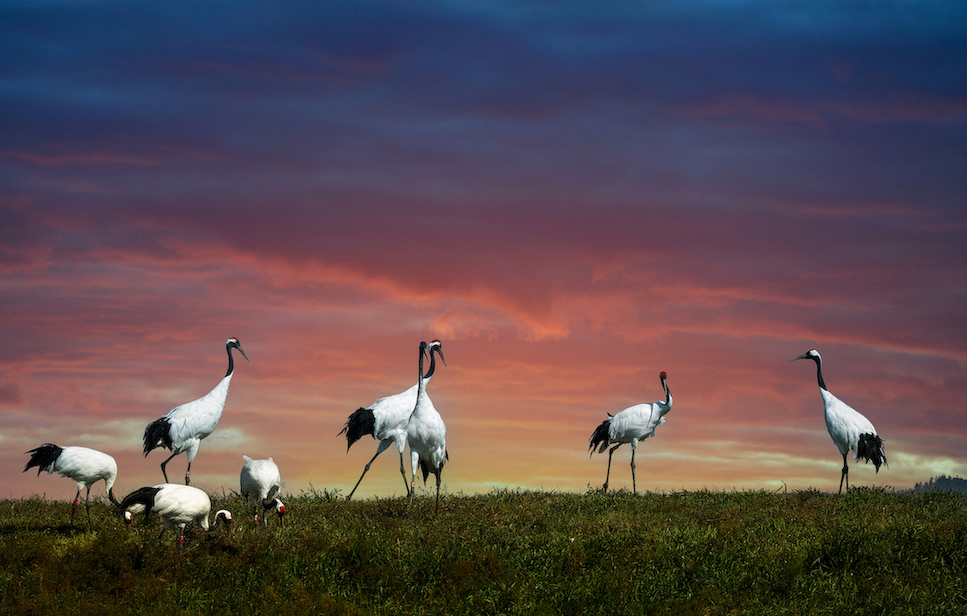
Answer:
662 380 671 406
417 347 426 393
225 345 235 378
813 358 827 391
423 348 438 381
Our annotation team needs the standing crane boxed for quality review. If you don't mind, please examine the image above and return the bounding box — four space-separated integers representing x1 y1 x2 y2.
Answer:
240 455 286 528
339 340 445 500
143 337 249 485
406 340 448 516
119 483 232 547
588 371 673 494
23 443 121 531
792 349 886 493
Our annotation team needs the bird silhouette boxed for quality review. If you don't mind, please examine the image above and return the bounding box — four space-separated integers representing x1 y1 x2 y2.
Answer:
119 483 232 547
23 443 121 531
792 349 886 492
339 340 445 499
589 371 673 494
406 341 448 516
240 455 286 528
143 337 249 484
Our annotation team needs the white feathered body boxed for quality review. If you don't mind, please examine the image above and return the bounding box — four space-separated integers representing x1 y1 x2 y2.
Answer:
240 455 281 507
821 388 878 459
368 382 421 451
164 374 233 461
604 401 671 451
38 446 118 494
407 383 447 477
123 483 228 534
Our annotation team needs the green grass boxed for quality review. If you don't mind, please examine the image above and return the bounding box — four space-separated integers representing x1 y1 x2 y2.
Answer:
1 487 966 615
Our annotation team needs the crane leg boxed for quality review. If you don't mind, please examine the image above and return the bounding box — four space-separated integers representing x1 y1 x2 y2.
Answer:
434 469 442 516
70 488 81 525
159 452 179 484
399 452 411 499
347 449 383 500
85 486 93 532
839 453 849 494
630 448 637 495
407 479 417 518
184 461 191 485
603 444 621 492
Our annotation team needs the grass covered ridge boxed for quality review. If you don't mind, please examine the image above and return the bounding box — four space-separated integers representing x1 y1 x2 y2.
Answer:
1 487 966 614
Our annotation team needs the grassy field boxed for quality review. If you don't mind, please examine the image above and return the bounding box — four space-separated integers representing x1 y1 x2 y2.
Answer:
1 487 965 615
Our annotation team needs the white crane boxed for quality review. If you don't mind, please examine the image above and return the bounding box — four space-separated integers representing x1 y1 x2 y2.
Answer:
339 340 445 500
792 349 886 493
406 340 448 516
588 371 673 494
119 483 232 547
240 455 286 528
23 443 121 531
143 337 249 485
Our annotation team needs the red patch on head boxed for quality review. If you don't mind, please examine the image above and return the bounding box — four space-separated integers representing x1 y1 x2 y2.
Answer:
279 505 286 513
430 339 441 345
660 372 667 378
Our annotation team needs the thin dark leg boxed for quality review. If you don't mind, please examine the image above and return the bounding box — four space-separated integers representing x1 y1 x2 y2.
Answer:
839 453 849 494
399 452 411 498
434 469 442 516
160 452 179 483
347 448 384 500
603 444 621 492
184 461 191 485
70 488 80 525
631 448 637 495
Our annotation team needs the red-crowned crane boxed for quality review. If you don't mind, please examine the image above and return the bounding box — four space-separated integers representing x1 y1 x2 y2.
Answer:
23 443 121 531
339 340 445 500
406 340 448 516
119 483 232 547
143 338 249 485
588 371 673 494
240 455 286 528
792 349 886 493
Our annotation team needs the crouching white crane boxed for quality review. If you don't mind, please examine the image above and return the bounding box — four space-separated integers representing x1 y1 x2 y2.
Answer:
588 371 673 494
339 340 445 500
792 349 886 493
406 340 448 516
119 484 232 547
240 455 286 528
23 443 121 531
143 337 249 485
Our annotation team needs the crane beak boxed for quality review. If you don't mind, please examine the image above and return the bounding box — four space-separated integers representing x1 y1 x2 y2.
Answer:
238 346 250 362
790 352 810 361
437 348 447 367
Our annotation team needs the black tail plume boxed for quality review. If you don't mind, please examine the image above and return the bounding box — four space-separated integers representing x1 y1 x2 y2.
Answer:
857 433 887 472
118 486 163 519
143 418 173 456
23 443 63 475
588 419 611 456
339 407 375 451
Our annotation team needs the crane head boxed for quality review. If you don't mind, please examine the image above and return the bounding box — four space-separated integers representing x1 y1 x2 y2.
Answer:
791 349 821 362
227 338 250 362
660 371 667 379
429 339 446 367
276 500 287 527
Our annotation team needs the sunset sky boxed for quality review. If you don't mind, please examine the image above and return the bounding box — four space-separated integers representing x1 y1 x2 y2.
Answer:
2 1 966 503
